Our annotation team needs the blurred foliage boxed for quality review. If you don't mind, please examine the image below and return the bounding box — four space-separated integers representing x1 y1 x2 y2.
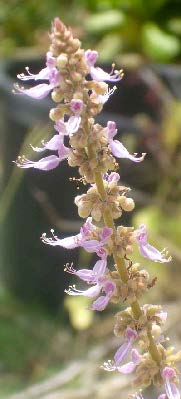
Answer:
0 123 52 224
0 281 85 399
0 285 76 397
0 0 180 62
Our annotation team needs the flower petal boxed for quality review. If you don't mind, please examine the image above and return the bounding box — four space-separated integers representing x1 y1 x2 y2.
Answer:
80 217 94 237
58 143 69 159
41 231 81 249
137 225 171 263
85 49 98 67
66 283 102 298
70 99 83 114
92 258 107 278
131 349 141 364
165 380 180 399
114 341 132 366
90 66 123 82
99 227 113 242
90 293 110 311
104 172 120 183
31 135 64 153
125 327 137 341
65 260 106 283
66 115 81 134
110 139 145 162
15 154 61 170
75 268 97 282
117 361 136 374
54 119 67 134
14 83 54 99
17 66 50 81
82 239 102 253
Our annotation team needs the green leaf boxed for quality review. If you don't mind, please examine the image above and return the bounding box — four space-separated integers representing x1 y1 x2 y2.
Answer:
85 10 125 34
167 18 181 36
142 22 180 61
96 33 122 62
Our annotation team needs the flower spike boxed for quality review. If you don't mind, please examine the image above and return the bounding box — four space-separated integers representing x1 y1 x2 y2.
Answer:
14 18 180 399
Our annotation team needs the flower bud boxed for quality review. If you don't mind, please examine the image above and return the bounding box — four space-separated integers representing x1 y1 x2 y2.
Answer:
78 205 91 218
71 72 82 82
91 207 102 222
119 196 135 212
57 53 68 68
72 38 80 51
73 92 84 101
151 324 161 338
51 89 64 102
49 106 66 121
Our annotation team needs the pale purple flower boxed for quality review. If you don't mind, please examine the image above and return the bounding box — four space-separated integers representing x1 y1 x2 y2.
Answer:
106 121 146 162
85 49 98 67
116 348 141 374
54 117 81 136
69 100 83 133
66 116 81 134
103 329 139 372
90 280 116 311
99 226 113 241
41 220 112 258
14 153 67 171
114 328 138 365
70 99 83 114
157 311 167 323
15 132 69 171
54 119 66 135
142 305 167 325
53 100 83 137
65 280 116 311
103 172 120 183
85 49 123 82
158 395 166 399
14 83 56 100
17 52 56 81
137 225 171 263
65 259 116 311
14 51 60 99
42 218 114 311
65 258 107 283
31 134 64 154
42 217 94 249
162 367 180 399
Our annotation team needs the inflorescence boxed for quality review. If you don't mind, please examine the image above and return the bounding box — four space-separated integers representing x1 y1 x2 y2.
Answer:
14 18 180 399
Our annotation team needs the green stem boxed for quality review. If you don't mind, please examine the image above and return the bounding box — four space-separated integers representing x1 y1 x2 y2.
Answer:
147 330 161 365
87 148 161 365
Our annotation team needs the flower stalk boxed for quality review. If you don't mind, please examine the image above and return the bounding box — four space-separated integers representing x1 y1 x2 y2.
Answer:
92 156 160 362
